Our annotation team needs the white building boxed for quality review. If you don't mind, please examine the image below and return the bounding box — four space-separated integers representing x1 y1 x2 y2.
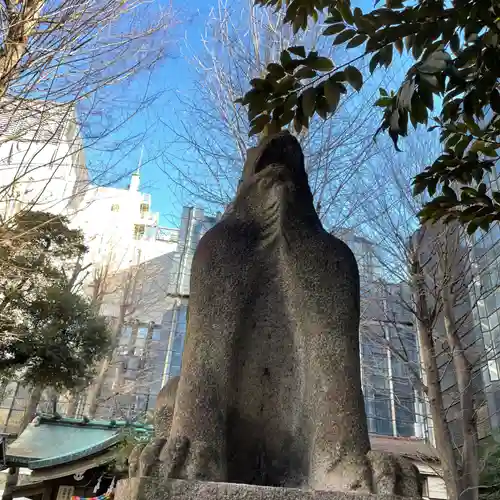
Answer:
61 172 220 418
0 97 88 220
0 97 217 422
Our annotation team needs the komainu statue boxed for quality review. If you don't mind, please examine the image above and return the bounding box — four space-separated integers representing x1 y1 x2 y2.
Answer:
128 376 179 478
134 132 421 496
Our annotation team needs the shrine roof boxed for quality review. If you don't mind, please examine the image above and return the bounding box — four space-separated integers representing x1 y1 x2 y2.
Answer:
6 414 153 469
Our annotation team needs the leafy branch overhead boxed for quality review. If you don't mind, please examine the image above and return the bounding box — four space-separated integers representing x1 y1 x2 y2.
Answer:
241 0 500 234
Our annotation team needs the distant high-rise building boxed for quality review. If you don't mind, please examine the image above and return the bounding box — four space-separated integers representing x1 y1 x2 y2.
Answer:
339 230 426 439
411 221 493 446
466 164 500 430
0 97 88 219
160 207 219 385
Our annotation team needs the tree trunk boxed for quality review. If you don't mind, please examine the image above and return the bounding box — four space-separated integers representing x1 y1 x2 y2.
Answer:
1 386 42 500
1 467 19 500
411 259 460 499
20 385 42 432
442 284 479 500
86 356 111 419
64 391 79 417
0 0 44 97
86 306 126 418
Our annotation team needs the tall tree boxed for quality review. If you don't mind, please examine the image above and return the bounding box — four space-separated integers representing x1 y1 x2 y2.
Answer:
162 0 394 229
0 211 111 389
243 0 500 234
0 0 176 224
357 133 494 500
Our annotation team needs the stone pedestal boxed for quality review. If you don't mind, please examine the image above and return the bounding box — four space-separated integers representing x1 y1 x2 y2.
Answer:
116 478 412 500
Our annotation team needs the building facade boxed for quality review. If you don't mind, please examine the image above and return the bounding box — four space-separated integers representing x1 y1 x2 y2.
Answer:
0 98 90 435
159 207 219 385
0 97 88 220
466 164 500 430
339 230 427 439
69 179 219 419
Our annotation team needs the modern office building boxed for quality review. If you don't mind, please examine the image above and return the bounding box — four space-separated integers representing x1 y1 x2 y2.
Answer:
154 207 219 386
411 221 495 446
0 97 88 219
338 230 426 438
466 164 500 430
0 150 220 425
76 196 219 419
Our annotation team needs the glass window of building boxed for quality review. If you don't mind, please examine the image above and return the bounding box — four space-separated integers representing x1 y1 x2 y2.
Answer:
133 224 145 240
140 203 150 218
137 326 149 339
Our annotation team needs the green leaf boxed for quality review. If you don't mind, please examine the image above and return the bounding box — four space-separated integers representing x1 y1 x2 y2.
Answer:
333 29 356 45
470 141 490 154
419 87 434 111
267 63 286 79
442 185 457 201
288 46 306 58
427 178 438 197
344 66 363 91
491 89 500 114
455 136 472 157
280 50 293 68
324 80 341 113
283 93 298 110
250 78 272 91
302 87 317 117
410 93 428 125
249 113 271 136
346 34 368 48
379 44 393 68
280 108 295 126
323 23 346 35
338 1 354 24
353 7 364 28
369 52 381 73
306 57 335 71
375 97 393 107
316 96 329 120
479 218 491 232
294 67 318 80
466 221 479 235
450 33 460 56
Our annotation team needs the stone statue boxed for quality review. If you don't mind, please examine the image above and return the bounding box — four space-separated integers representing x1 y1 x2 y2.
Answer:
128 376 179 478
132 132 421 497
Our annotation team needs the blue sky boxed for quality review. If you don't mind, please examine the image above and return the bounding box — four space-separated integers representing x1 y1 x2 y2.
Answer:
84 0 391 229
84 0 214 228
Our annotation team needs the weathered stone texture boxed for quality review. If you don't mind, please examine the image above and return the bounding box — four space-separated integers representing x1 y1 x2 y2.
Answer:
129 131 422 497
128 376 179 478
116 478 416 500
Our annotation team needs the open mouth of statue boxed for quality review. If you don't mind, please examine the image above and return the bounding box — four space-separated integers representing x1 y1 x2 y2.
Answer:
254 132 295 175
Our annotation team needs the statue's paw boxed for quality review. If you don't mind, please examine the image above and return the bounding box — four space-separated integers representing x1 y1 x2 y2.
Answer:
128 442 146 478
312 454 372 493
159 435 226 481
139 438 168 477
128 439 167 478
367 450 422 497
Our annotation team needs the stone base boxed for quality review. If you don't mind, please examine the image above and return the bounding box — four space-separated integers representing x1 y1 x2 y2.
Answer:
115 478 410 500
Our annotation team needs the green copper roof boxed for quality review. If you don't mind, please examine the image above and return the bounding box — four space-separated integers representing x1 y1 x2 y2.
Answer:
6 415 153 469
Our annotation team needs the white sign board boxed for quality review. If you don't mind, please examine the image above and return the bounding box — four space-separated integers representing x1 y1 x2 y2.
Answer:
56 485 75 500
